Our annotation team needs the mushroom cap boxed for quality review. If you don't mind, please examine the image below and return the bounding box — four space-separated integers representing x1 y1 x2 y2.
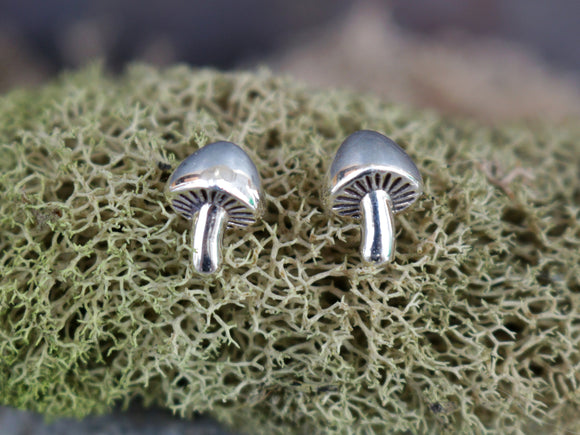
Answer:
327 130 422 218
167 141 262 227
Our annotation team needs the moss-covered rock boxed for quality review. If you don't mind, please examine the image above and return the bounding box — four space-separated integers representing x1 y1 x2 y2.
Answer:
0 64 579 434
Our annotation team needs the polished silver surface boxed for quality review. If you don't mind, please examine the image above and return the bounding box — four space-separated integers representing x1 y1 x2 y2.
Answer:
361 190 395 264
167 141 263 274
327 130 422 265
192 204 228 274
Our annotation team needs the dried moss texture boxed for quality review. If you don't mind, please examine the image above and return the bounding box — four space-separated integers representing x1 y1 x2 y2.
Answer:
1 65 579 434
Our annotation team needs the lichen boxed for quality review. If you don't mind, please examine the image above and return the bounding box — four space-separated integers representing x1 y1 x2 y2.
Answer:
1 64 579 434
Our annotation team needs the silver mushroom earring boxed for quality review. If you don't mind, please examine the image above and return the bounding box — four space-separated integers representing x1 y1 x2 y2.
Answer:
167 141 263 274
326 130 423 265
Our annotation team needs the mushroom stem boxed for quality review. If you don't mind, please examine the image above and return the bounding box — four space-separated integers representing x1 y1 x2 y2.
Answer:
192 203 228 274
360 190 395 264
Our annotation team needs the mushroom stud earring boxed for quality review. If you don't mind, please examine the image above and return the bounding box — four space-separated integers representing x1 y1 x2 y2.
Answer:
326 130 423 264
167 141 263 274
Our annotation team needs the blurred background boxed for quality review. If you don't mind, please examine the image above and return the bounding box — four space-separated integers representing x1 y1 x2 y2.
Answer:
1 0 580 123
1 0 579 433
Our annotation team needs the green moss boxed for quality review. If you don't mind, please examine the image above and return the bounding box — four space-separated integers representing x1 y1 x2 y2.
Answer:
1 64 579 434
